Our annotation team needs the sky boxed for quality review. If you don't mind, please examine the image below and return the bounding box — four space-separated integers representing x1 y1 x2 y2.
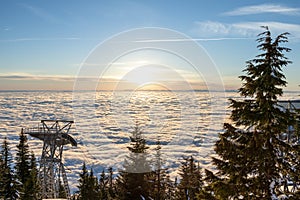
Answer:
0 0 300 91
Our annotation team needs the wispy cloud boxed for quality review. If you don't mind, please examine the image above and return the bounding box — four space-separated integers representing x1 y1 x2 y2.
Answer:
193 21 257 38
0 37 80 43
132 37 251 43
0 72 216 90
3 27 11 31
0 73 75 81
19 3 62 24
0 73 122 82
0 73 110 90
76 61 150 67
193 21 300 39
224 4 300 16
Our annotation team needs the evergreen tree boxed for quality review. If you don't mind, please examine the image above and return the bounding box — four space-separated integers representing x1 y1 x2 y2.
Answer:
165 176 177 200
116 124 152 200
77 163 100 200
0 143 4 197
77 162 89 200
0 149 4 191
58 180 67 199
196 169 219 200
0 138 19 200
107 167 117 199
88 168 101 199
22 152 40 200
149 141 171 200
15 130 31 199
98 167 117 199
211 27 295 199
99 169 109 199
283 115 300 199
175 156 203 200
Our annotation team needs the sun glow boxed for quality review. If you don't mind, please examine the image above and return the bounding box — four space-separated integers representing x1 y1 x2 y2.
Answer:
100 63 207 91
124 65 166 86
136 82 171 91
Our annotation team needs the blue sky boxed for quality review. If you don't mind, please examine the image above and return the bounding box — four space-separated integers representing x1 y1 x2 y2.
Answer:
0 0 300 90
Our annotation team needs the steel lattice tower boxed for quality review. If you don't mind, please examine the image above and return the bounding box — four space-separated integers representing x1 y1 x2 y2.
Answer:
23 120 77 199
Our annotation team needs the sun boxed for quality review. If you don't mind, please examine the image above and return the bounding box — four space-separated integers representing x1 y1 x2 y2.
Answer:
123 65 169 86
136 83 170 91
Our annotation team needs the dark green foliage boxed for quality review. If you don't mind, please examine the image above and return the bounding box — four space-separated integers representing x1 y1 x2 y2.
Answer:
89 169 101 199
116 124 152 200
175 156 203 200
15 131 34 200
0 151 3 194
78 163 89 200
99 170 109 199
15 131 31 186
107 167 116 199
22 152 40 200
97 167 117 199
0 138 19 200
196 169 220 200
149 141 173 200
76 163 117 200
59 180 67 198
211 27 296 199
104 167 118 199
0 135 39 200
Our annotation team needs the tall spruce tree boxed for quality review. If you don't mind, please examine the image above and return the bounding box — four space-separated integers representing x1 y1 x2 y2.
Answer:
211 27 295 199
22 152 40 200
15 130 31 199
0 138 19 200
116 124 152 200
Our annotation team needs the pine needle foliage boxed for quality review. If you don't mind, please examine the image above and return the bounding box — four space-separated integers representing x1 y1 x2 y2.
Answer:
211 27 296 199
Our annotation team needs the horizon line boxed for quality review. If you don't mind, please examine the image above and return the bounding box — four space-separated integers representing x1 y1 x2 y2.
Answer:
0 89 299 93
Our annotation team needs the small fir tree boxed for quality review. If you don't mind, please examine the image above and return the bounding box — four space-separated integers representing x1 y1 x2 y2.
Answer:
175 156 203 200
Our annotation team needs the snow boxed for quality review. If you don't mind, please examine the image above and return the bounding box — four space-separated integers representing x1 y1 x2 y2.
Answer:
270 180 278 200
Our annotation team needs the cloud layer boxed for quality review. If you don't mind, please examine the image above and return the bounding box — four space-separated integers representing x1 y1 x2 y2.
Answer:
193 21 300 39
223 4 300 16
